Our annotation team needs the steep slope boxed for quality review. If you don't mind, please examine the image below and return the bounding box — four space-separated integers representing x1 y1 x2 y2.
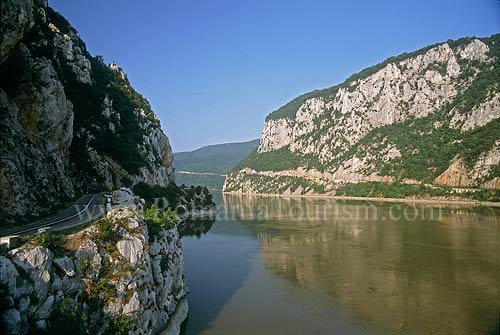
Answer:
0 203 188 334
0 0 174 226
224 35 500 201
174 139 259 189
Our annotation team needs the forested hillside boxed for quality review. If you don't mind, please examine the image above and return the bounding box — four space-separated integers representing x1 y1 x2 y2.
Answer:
174 140 258 189
225 35 500 201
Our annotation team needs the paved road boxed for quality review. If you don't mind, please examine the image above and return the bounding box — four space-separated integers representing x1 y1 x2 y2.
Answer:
0 193 106 237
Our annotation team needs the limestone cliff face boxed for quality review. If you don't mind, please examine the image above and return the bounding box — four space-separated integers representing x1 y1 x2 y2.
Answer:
0 0 174 226
224 35 500 199
0 205 188 335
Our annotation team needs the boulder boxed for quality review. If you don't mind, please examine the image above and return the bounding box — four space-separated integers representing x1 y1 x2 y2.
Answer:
122 292 140 314
35 295 54 319
75 239 102 279
53 256 76 277
1 309 21 335
116 236 143 264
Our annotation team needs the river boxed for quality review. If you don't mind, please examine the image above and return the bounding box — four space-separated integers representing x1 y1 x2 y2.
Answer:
180 192 500 335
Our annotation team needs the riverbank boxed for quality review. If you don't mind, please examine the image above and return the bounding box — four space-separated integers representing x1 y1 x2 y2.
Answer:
222 191 500 207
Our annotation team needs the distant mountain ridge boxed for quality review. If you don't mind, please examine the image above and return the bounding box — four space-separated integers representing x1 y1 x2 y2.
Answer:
174 139 259 188
174 139 259 174
224 35 500 201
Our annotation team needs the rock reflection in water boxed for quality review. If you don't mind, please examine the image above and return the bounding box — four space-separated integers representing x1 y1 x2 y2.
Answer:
223 193 500 335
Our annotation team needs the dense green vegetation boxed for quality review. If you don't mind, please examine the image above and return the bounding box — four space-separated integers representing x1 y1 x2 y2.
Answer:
64 55 147 175
225 174 325 194
335 182 449 199
335 182 500 202
108 316 135 335
144 206 178 241
174 140 259 174
173 139 260 189
133 182 215 211
93 217 120 244
234 146 323 172
30 232 64 250
46 298 90 335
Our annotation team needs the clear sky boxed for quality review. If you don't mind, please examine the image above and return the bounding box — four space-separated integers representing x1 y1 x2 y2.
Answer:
50 0 499 152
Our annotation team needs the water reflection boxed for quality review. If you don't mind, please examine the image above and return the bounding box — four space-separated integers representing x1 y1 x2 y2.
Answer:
223 194 500 335
178 219 215 238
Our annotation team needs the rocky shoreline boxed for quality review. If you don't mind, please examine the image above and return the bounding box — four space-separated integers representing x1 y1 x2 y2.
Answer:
0 199 188 334
222 191 500 207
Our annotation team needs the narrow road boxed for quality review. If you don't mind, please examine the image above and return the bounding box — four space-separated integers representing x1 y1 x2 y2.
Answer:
0 193 106 237
176 171 227 177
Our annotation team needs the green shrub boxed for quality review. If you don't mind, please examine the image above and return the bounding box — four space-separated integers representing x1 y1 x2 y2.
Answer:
31 232 64 251
108 315 135 335
334 182 463 199
145 206 177 228
133 182 215 209
47 298 90 335
93 218 116 244
233 146 324 172
144 206 164 225
145 206 178 242
88 275 115 303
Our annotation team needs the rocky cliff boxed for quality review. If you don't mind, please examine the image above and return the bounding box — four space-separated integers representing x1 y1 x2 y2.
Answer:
0 202 188 335
0 0 174 226
224 35 500 201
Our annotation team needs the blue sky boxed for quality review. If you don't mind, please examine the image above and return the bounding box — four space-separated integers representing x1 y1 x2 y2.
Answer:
50 0 499 152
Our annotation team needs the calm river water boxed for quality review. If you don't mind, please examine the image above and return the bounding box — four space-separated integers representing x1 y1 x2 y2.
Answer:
181 192 500 335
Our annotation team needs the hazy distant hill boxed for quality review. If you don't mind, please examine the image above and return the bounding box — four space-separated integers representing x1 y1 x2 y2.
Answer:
174 140 259 188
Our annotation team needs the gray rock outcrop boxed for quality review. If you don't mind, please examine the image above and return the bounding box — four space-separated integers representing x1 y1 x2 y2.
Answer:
0 0 174 226
0 205 188 334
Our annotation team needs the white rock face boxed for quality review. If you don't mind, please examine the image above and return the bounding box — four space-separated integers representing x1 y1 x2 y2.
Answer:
117 236 144 264
137 126 174 186
0 52 76 222
257 41 488 159
122 292 140 314
50 24 92 84
35 295 54 319
458 39 490 61
450 93 500 132
432 142 500 189
225 38 500 195
10 246 53 302
160 298 189 335
258 119 294 153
